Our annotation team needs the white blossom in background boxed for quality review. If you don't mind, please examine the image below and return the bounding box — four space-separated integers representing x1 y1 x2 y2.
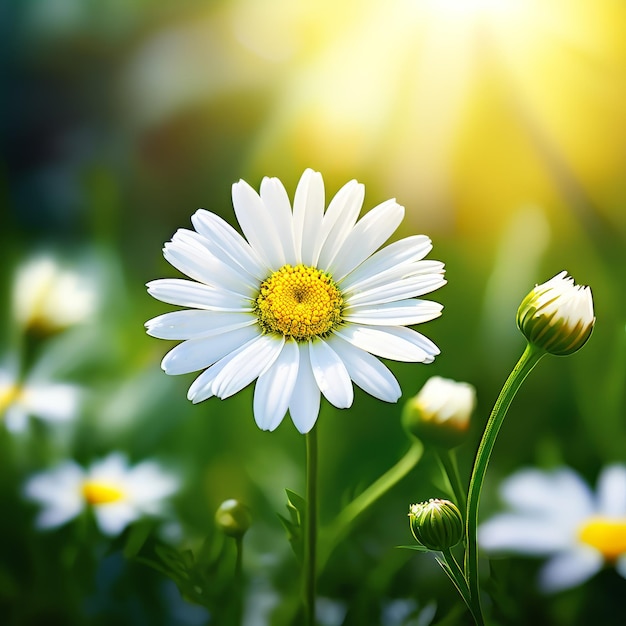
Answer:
13 255 98 334
0 366 81 433
402 375 476 447
479 465 626 592
23 453 179 536
146 168 445 434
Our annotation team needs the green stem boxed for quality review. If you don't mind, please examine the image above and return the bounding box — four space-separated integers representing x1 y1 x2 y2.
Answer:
318 439 424 571
234 536 243 581
440 548 471 608
304 426 318 626
464 344 545 624
437 449 466 516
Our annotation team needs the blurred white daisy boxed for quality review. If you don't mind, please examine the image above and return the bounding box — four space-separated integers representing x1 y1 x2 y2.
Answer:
23 453 179 536
479 465 626 592
13 255 98 334
146 169 445 433
0 366 81 433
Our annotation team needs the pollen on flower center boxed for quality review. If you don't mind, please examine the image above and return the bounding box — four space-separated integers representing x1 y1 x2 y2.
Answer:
578 516 626 562
255 264 343 341
82 480 125 505
0 385 23 412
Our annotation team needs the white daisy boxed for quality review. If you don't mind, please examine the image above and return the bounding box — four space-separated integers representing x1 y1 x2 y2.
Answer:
146 169 445 433
0 366 81 433
23 452 179 536
479 465 626 592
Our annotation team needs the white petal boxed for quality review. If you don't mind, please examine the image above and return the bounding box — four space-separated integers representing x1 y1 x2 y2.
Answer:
191 209 267 280
24 462 85 529
36 501 85 529
5 405 28 432
336 325 439 363
539 549 603 593
94 502 138 536
88 452 129 481
161 325 259 375
288 342 321 433
343 300 443 326
500 468 595 523
147 279 254 312
345 272 447 307
126 462 179 507
315 179 363 269
309 339 353 409
328 199 405 281
343 260 445 297
232 179 285 269
478 514 574 554
616 554 626 579
260 177 297 265
327 335 401 402
24 383 81 422
253 340 300 431
163 232 257 295
340 235 433 290
24 461 84 505
211 334 285 399
596 464 626 517
146 310 256 340
292 169 325 265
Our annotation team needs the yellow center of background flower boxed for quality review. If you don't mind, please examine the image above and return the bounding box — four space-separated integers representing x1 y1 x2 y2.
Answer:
0 385 21 412
82 480 125 505
255 264 343 341
578 516 626 562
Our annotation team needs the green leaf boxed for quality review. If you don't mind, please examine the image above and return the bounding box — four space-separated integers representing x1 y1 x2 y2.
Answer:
395 544 432 552
278 489 306 562
123 520 154 558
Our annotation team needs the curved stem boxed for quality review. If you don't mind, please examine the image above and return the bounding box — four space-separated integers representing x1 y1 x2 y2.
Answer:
304 427 318 626
465 344 545 624
318 439 424 571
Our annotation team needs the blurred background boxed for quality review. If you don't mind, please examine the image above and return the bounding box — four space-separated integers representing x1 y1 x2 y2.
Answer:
1 0 625 624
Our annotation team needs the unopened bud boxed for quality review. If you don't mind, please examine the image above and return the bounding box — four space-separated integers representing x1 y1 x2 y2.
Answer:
408 498 463 551
516 271 594 356
215 499 252 538
402 376 476 448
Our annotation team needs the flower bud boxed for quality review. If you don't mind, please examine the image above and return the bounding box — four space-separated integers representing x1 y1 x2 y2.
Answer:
516 271 594 356
408 498 463 551
215 499 252 538
402 376 476 448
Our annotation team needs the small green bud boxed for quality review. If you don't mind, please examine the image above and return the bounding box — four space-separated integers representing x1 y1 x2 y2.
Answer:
516 271 595 356
215 499 252 538
402 376 476 448
408 499 463 551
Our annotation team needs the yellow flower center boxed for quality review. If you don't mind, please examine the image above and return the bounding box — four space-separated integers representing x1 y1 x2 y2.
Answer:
578 516 626 562
82 480 125 505
255 264 343 341
0 385 23 413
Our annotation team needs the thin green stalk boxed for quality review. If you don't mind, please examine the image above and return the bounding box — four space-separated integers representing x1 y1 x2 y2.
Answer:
440 548 471 609
464 344 545 624
318 439 424 570
304 426 318 626
436 449 466 516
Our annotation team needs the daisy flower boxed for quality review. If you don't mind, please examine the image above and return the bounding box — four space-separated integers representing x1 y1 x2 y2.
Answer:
23 452 179 536
0 366 81 433
146 169 445 433
478 465 626 592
